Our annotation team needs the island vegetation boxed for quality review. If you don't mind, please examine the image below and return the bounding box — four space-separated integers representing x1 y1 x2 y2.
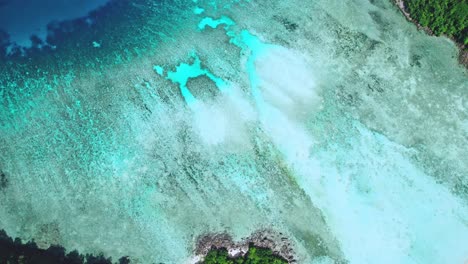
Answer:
202 244 288 264
0 229 129 264
1 229 291 264
405 0 467 45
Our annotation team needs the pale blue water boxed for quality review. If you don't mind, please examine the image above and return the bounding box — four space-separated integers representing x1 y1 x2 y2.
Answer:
0 0 467 263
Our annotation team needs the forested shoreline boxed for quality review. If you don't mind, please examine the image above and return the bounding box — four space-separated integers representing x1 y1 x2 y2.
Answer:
395 0 467 66
405 0 467 44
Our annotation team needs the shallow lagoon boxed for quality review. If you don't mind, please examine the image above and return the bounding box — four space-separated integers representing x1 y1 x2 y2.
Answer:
0 0 467 263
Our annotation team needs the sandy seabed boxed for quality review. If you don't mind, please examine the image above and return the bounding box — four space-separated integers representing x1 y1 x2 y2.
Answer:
0 0 467 263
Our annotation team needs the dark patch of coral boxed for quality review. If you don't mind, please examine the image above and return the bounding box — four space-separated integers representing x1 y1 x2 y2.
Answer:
273 15 299 32
0 171 7 190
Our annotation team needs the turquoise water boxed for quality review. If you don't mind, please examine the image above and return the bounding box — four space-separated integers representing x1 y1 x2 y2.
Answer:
0 0 467 263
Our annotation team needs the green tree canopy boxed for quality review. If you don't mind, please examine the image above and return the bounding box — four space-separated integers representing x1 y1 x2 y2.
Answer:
406 0 468 45
202 245 288 264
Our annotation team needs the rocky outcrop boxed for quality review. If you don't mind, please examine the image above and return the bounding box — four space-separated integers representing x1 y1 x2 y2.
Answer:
195 230 296 263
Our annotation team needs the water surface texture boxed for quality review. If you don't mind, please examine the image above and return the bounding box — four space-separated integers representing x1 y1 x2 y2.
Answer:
0 0 110 50
0 0 467 263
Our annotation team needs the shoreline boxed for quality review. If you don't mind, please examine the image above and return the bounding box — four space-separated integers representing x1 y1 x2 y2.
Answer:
392 0 468 68
194 230 297 263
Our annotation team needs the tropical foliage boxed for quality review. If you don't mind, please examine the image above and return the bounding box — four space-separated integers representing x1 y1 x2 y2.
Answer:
203 245 288 264
405 0 468 45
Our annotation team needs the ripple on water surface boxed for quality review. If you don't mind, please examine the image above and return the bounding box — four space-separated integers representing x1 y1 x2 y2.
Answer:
0 0 467 263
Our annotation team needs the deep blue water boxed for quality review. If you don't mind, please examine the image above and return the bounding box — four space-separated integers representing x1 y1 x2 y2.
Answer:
0 0 110 55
